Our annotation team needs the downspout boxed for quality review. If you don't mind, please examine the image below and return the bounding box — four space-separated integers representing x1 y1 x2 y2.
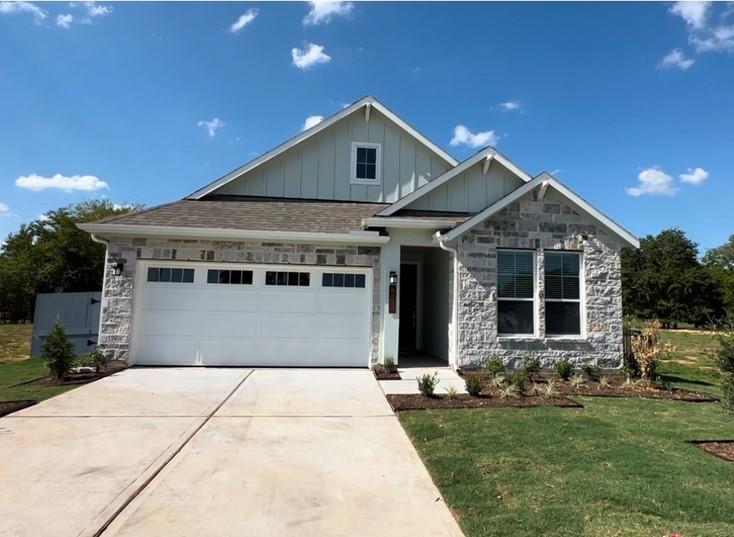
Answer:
89 234 109 353
435 232 460 370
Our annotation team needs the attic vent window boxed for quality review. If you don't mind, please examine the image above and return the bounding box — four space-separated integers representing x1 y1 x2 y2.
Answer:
351 142 381 185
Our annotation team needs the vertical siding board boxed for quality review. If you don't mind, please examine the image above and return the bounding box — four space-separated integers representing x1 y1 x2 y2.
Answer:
333 121 351 200
349 116 368 201
283 150 302 197
399 136 416 199
301 140 318 198
383 121 400 203
317 130 335 199
366 114 386 202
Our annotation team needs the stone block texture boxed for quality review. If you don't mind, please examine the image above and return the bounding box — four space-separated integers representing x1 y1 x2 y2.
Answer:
97 237 381 363
456 190 625 369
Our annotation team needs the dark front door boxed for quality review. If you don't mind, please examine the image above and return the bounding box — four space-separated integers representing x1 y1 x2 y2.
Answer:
399 263 417 351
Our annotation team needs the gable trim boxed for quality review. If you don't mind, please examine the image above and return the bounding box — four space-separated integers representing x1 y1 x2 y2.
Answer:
186 96 458 200
438 172 639 248
377 147 533 216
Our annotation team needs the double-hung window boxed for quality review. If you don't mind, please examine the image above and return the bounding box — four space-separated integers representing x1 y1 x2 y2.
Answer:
497 250 535 335
544 251 582 336
351 142 381 185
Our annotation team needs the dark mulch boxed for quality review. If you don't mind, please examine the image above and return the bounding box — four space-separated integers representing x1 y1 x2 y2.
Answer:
0 399 36 417
12 361 127 388
689 440 734 463
458 370 718 403
386 393 583 412
372 365 401 381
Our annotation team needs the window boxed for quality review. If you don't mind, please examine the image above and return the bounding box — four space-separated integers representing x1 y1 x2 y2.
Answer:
322 272 366 288
265 271 310 287
351 142 381 185
544 251 582 336
147 267 195 283
497 250 535 335
206 269 253 285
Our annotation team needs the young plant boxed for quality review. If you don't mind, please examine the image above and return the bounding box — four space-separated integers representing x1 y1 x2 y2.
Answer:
531 383 543 396
507 370 525 395
417 372 440 398
383 355 397 374
492 374 507 389
445 385 459 400
523 357 541 378
483 356 504 378
89 348 109 373
581 363 601 381
499 383 520 399
598 376 611 389
570 374 585 389
630 319 673 380
465 375 483 397
41 320 75 380
543 379 559 398
554 359 573 380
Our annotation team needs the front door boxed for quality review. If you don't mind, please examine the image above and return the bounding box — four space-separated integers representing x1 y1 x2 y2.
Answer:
399 263 417 351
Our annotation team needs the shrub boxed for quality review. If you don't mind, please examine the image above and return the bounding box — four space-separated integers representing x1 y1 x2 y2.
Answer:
383 355 397 374
507 369 525 394
543 379 559 398
41 320 75 380
570 374 585 389
417 372 440 397
715 333 734 413
554 359 573 380
630 319 673 380
500 383 520 398
484 356 504 377
492 375 507 389
598 376 611 389
581 364 601 381
445 385 459 400
465 375 483 397
523 357 541 377
722 378 734 414
89 348 109 373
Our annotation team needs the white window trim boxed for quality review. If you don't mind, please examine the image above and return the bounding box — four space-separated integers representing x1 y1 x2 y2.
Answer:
350 142 382 185
496 249 538 338
543 251 586 339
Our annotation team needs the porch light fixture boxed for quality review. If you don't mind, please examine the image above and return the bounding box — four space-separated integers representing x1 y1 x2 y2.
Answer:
112 261 125 276
388 271 398 314
389 271 398 285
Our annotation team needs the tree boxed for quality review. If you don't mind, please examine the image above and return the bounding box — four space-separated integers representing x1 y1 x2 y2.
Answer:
0 200 140 321
703 235 734 320
41 320 75 380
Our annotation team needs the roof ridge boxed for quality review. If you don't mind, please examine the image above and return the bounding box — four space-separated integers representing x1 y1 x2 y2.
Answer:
93 199 185 224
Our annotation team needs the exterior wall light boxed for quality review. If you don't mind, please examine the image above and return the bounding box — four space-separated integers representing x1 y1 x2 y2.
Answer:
389 271 398 285
388 271 398 314
112 261 125 276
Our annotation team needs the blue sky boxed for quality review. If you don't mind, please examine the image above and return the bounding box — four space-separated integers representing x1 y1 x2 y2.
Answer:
1 1 732 252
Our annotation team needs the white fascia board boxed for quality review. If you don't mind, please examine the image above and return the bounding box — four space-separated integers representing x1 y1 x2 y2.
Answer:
361 217 466 229
187 96 457 200
377 147 533 217
77 223 390 245
441 173 640 248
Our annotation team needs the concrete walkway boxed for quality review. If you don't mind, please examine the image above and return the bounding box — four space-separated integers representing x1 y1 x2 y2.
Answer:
380 366 468 395
0 368 464 537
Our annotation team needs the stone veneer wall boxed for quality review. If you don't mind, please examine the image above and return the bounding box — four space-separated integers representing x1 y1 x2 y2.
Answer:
98 237 381 363
456 189 625 369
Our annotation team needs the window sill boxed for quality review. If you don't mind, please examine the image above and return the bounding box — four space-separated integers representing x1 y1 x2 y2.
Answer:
497 335 588 343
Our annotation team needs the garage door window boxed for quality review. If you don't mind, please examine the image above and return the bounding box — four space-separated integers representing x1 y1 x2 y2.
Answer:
322 273 366 288
207 269 253 285
265 271 310 287
147 267 195 283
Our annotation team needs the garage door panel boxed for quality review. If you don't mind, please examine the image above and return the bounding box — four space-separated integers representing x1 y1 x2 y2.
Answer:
136 310 201 337
198 312 259 337
258 314 318 338
141 287 202 311
316 294 367 314
197 291 260 312
258 292 317 313
258 339 315 362
134 335 197 365
316 316 366 338
316 338 370 362
198 338 259 365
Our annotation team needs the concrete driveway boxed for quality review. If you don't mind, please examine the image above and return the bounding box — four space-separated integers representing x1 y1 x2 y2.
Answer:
0 368 463 537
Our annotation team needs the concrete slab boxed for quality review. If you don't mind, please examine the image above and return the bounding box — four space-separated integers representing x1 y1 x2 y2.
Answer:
17 367 249 417
381 367 467 395
103 415 464 537
218 368 393 416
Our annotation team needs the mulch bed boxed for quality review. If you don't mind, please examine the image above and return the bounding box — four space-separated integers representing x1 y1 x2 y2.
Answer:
458 370 718 403
688 440 734 463
372 366 401 381
0 400 36 417
11 361 127 388
386 394 583 411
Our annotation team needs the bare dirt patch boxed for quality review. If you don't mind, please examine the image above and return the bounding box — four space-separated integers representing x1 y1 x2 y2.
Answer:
0 400 36 417
372 365 401 381
689 441 734 463
387 393 582 411
13 361 127 388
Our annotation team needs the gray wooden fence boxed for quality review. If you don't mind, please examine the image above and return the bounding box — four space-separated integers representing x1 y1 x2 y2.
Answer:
30 292 101 357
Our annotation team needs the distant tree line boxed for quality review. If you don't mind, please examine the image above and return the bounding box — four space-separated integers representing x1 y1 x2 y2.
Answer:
622 229 734 327
0 200 138 322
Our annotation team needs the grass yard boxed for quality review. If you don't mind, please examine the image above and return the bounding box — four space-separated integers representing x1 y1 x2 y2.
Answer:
400 329 734 537
658 330 722 396
0 358 79 402
0 323 32 363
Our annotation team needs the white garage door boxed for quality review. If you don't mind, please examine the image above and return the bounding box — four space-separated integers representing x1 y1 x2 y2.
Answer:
129 262 372 367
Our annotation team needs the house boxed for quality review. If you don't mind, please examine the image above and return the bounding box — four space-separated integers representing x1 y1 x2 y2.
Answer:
79 96 638 370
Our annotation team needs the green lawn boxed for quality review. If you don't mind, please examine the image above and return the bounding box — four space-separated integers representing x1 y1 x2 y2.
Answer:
400 330 734 537
0 358 79 402
658 329 723 396
0 323 33 363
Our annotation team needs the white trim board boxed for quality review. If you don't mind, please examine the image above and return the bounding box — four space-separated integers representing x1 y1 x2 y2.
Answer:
377 146 533 216
437 172 639 248
187 96 458 200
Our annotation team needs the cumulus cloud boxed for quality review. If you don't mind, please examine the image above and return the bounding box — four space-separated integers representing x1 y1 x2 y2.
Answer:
304 1 354 25
498 101 521 111
658 48 696 70
230 8 258 32
0 202 8 213
291 43 331 70
626 167 678 197
691 24 734 52
666 2 734 56
56 13 73 28
198 118 224 137
670 1 711 30
15 173 109 192
679 167 709 184
449 125 498 149
302 115 324 131
0 1 46 24
83 1 112 18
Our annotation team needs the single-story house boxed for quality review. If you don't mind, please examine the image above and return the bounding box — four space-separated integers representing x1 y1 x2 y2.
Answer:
79 95 638 370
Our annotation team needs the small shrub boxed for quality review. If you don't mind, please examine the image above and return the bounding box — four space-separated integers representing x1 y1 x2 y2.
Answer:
500 383 520 398
543 379 559 398
417 372 440 397
630 319 673 380
554 359 573 380
465 375 483 397
531 383 543 396
622 376 635 389
507 370 525 394
445 385 459 399
722 377 734 414
581 363 601 381
570 374 585 389
492 374 507 389
41 320 75 380
523 357 541 378
89 348 109 373
598 375 611 389
383 355 397 374
483 356 504 377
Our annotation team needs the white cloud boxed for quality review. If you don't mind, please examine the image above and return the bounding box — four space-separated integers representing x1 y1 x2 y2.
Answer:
498 101 521 111
449 125 498 149
691 24 734 52
670 1 711 30
291 43 331 70
0 202 8 213
679 166 709 184
0 1 46 24
304 1 354 25
197 118 224 137
626 167 678 197
83 1 112 18
230 8 258 33
56 13 73 29
302 115 324 131
15 173 109 192
658 48 696 70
